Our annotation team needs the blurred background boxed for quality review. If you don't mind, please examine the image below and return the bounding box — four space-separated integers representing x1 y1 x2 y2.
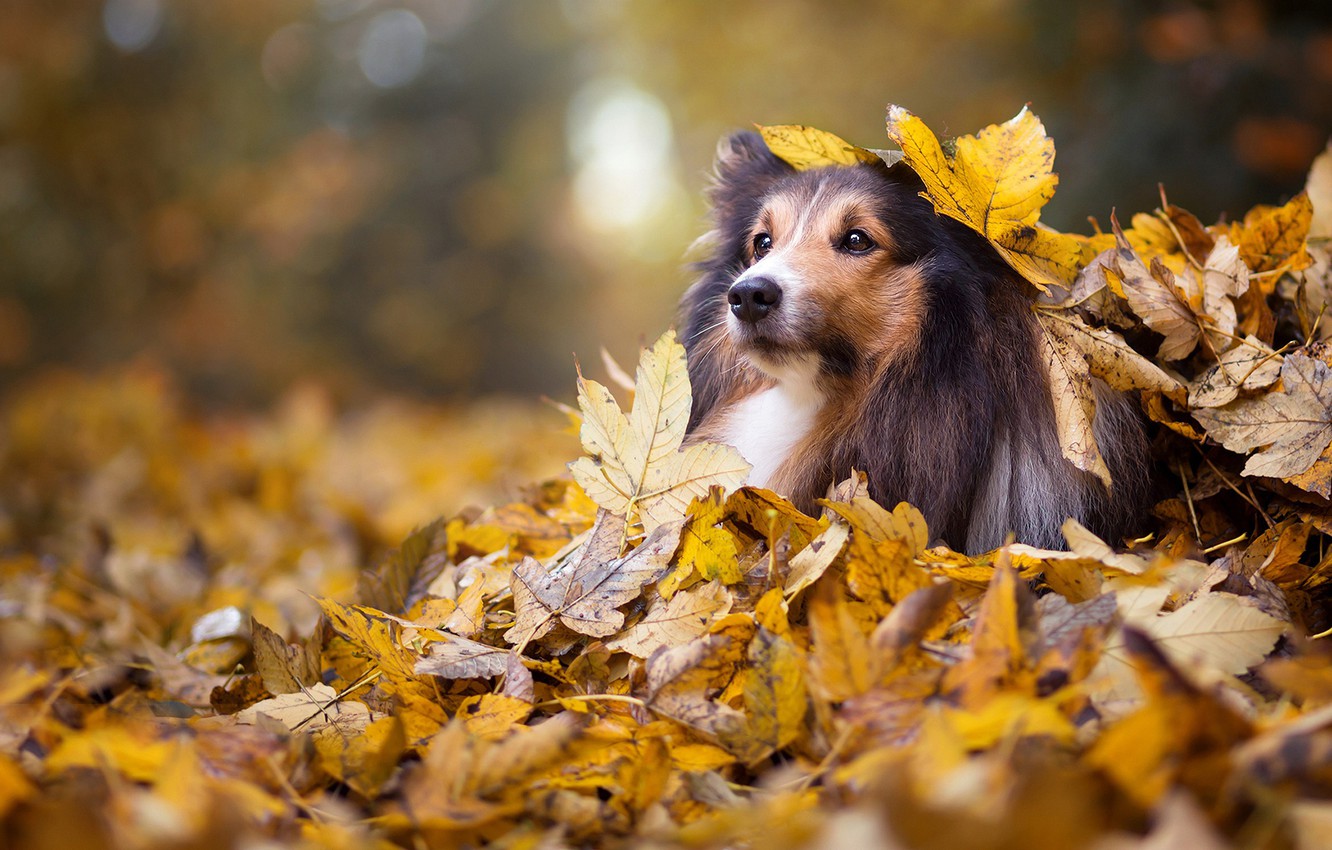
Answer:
1 0 1330 407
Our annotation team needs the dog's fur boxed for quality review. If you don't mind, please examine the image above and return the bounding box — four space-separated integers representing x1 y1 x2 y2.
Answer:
680 131 1149 553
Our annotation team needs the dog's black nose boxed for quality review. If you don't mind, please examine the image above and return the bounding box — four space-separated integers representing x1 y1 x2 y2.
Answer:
727 277 782 324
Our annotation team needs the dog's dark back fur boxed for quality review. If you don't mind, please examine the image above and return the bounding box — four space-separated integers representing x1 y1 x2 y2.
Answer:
681 131 1149 552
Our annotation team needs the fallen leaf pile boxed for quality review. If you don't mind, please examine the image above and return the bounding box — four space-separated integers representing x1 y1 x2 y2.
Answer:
4 108 1332 850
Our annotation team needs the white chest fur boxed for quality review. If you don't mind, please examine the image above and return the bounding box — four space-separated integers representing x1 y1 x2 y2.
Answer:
725 379 823 489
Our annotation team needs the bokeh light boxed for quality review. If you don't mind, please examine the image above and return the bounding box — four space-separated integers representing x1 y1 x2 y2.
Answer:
102 0 163 53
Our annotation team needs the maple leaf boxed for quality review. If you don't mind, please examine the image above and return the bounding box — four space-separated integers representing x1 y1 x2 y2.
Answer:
1192 348 1332 490
885 104 1083 292
757 124 882 171
1232 192 1314 282
504 510 684 645
569 330 750 533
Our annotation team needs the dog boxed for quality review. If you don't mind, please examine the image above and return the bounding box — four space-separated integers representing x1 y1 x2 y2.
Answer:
680 131 1149 553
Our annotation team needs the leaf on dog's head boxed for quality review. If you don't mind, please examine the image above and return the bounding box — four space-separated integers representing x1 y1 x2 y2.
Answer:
757 124 880 171
884 104 1083 292
569 330 750 533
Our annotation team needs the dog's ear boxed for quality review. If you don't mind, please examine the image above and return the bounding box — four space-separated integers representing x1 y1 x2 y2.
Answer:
707 130 792 216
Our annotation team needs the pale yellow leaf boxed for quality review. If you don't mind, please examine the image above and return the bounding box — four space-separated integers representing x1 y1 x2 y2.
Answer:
784 520 850 598
1048 312 1185 400
605 580 732 659
1037 313 1111 487
236 683 374 734
570 331 750 532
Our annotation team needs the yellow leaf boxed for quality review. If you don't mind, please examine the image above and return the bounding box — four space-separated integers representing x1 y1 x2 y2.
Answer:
0 753 36 818
663 488 741 597
807 584 873 701
822 497 929 555
885 104 1082 291
457 694 534 739
844 534 934 619
944 556 1031 707
569 331 749 533
732 628 806 763
1235 192 1314 281
757 124 880 171
314 714 406 798
670 742 736 772
940 693 1076 749
46 725 177 783
725 486 822 550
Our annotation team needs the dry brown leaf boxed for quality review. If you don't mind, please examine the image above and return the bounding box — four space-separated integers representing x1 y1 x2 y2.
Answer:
505 512 683 644
1108 218 1200 360
1046 311 1185 400
1193 348 1332 485
415 635 511 679
1188 336 1283 408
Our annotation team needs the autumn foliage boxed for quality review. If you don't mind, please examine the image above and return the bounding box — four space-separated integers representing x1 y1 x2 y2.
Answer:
4 106 1332 850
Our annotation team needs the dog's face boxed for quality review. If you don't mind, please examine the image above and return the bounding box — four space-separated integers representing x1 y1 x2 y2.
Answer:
721 166 931 383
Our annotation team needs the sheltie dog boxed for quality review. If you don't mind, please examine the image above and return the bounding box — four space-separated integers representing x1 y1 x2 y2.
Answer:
680 131 1149 553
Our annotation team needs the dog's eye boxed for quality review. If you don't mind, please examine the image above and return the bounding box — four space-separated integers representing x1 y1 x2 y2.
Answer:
840 229 875 253
752 233 773 259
